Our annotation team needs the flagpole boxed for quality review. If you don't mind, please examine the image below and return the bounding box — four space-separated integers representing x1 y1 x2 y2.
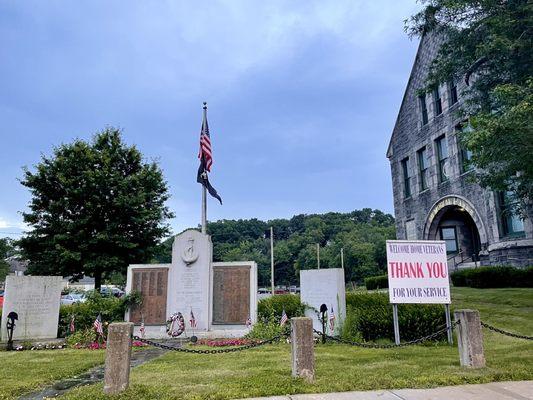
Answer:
201 102 208 235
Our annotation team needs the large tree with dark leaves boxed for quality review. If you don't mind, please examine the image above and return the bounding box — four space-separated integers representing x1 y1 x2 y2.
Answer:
19 128 174 290
406 0 533 218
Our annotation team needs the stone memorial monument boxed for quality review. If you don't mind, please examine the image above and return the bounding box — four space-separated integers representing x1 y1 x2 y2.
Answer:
1 276 63 341
125 229 257 338
168 229 212 331
300 268 346 335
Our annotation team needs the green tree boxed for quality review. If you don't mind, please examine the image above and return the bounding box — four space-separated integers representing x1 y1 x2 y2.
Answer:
0 238 14 281
19 128 174 290
406 0 533 217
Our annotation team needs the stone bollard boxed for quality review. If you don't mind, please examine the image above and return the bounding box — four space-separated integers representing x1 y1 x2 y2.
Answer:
290 317 314 382
454 309 485 368
103 322 134 394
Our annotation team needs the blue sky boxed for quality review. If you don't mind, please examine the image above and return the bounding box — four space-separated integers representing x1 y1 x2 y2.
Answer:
0 1 420 238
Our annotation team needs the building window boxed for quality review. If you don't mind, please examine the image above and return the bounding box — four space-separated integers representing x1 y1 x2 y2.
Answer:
419 95 428 125
456 123 473 173
435 135 449 183
448 80 458 105
440 227 458 254
433 87 442 116
498 192 525 237
417 147 429 191
401 158 411 198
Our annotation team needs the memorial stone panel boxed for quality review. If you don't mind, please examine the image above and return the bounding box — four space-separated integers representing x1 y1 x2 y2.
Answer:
212 266 250 324
129 268 168 324
167 229 212 331
300 269 346 335
1 276 62 341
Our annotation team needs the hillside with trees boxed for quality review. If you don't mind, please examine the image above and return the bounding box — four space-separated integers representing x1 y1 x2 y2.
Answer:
153 208 395 286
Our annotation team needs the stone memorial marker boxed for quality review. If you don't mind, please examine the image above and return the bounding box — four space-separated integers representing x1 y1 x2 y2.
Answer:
212 262 257 325
1 276 62 341
167 229 212 331
129 267 169 324
125 231 258 337
300 268 346 335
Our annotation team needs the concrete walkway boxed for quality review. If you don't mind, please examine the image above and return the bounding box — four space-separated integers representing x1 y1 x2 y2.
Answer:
242 381 533 400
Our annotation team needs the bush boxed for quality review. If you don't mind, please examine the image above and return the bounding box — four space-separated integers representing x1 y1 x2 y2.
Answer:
66 328 98 347
59 291 128 337
343 291 446 342
245 319 289 340
451 266 533 288
257 294 306 322
364 275 389 290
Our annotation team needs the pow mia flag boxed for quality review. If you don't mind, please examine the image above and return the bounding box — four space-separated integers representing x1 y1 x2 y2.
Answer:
197 102 222 204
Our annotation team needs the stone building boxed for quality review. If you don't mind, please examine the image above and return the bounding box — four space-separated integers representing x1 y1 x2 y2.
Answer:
387 34 532 267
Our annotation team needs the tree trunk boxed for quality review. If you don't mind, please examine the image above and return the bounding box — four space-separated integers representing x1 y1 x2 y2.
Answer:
95 271 102 292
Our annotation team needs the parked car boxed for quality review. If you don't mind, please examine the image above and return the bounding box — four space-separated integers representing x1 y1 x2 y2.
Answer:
0 290 4 308
100 287 125 298
61 293 87 305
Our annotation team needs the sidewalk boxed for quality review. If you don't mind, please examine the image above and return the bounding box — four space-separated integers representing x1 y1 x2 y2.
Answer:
242 381 533 400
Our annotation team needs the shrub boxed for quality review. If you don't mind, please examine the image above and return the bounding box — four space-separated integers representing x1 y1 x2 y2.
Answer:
257 294 306 322
364 275 389 290
59 291 127 337
343 291 446 342
66 328 98 348
451 266 533 288
245 319 289 340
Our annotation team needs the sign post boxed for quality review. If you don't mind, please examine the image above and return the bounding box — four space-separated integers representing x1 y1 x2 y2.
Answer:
386 240 451 344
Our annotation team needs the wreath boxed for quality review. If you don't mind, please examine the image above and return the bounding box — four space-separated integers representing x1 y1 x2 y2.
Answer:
166 312 185 337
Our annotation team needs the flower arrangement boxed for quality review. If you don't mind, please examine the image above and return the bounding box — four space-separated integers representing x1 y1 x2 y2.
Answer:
194 338 259 347
14 343 65 351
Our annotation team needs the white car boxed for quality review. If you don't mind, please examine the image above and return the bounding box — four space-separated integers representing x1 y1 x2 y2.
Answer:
61 293 87 305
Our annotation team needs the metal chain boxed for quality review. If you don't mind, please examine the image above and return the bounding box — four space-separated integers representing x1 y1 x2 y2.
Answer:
481 322 533 341
313 320 460 348
132 335 284 354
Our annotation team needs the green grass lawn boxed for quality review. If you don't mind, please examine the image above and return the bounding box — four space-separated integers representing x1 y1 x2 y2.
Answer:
1 288 531 400
0 349 104 400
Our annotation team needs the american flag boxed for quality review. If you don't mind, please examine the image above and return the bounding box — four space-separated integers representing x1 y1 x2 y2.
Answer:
93 314 104 336
196 103 222 204
69 315 75 334
190 310 197 328
280 309 288 326
246 316 252 328
198 105 212 172
329 306 336 332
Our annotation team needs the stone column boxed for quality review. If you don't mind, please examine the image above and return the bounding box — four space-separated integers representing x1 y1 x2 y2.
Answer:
290 317 314 382
454 309 485 368
103 322 134 394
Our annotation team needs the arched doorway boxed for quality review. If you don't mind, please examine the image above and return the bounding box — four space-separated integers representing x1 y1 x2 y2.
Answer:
424 196 486 262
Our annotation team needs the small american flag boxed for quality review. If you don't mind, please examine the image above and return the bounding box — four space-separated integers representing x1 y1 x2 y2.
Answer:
93 314 104 336
246 316 252 328
280 309 288 326
198 106 213 172
329 306 336 332
69 315 75 334
190 310 197 328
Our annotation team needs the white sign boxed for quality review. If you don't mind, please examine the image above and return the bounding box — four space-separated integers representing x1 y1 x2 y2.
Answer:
386 240 450 304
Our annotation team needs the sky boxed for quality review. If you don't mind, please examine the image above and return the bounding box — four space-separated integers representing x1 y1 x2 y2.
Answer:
0 1 421 239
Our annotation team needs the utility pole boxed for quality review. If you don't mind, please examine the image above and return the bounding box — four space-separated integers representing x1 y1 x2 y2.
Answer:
317 243 320 269
341 247 344 269
270 226 275 295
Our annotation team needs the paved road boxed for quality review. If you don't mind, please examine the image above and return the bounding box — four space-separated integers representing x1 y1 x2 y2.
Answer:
242 381 533 400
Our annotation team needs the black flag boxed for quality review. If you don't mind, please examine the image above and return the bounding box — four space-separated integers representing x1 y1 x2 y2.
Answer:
197 103 222 204
197 158 222 204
